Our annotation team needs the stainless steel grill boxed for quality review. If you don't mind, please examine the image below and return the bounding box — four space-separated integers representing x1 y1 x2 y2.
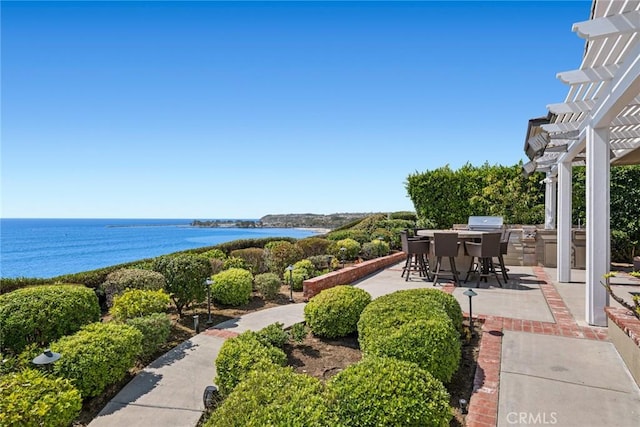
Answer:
467 216 504 231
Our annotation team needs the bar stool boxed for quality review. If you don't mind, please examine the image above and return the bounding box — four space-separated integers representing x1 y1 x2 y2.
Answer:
431 232 461 286
402 237 431 281
464 232 502 287
495 229 511 282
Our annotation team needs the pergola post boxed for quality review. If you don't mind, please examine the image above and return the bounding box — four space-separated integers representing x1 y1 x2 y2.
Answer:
585 125 610 326
544 173 557 230
557 160 572 283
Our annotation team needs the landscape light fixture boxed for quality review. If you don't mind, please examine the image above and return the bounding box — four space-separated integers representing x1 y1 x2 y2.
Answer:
193 314 200 334
459 398 468 414
32 349 61 371
203 385 219 410
463 289 478 335
286 265 294 302
205 278 214 325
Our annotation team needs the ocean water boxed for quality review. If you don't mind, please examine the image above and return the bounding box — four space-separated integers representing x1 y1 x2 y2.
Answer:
0 218 318 279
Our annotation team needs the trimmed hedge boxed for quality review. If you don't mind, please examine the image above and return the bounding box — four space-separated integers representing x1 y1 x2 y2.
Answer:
296 237 332 258
357 289 462 383
214 331 287 397
361 239 391 260
206 364 335 427
0 284 100 354
253 273 281 300
126 313 172 358
229 248 267 275
51 322 143 398
100 268 166 308
111 289 171 321
326 356 452 426
211 268 253 306
0 368 82 427
287 259 318 291
304 285 372 338
328 238 361 260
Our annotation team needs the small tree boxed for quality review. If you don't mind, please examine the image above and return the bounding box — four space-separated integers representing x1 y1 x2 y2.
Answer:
153 254 211 316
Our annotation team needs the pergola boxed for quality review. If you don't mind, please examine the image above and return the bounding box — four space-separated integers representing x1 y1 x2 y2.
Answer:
524 0 640 326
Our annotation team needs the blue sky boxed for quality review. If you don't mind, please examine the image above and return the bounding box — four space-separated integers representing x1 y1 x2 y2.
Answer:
1 0 590 219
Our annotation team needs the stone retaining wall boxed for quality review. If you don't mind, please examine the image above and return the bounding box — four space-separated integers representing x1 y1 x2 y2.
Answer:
302 252 405 300
605 307 640 387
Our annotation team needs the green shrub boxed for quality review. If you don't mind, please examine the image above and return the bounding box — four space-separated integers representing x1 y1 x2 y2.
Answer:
0 368 82 427
230 248 267 275
296 237 332 257
264 240 304 278
361 239 391 260
327 230 370 244
257 322 288 348
211 268 253 306
611 229 635 263
100 268 166 308
214 331 287 396
152 254 211 316
285 259 318 291
200 248 227 260
357 289 462 383
223 256 248 271
51 322 142 398
304 285 371 338
306 254 336 271
111 289 171 321
389 211 418 221
253 272 281 300
207 364 335 427
328 238 361 261
326 356 452 426
126 313 172 358
0 284 100 354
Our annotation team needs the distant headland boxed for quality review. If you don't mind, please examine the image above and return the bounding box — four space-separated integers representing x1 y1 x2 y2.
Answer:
191 212 377 230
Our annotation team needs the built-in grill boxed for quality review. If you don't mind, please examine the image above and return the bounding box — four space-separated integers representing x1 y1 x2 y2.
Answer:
467 216 504 232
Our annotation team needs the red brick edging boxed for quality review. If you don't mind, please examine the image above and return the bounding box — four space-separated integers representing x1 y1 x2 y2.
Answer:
605 306 640 346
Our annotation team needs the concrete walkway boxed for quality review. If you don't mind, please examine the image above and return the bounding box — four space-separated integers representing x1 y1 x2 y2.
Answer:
89 262 640 426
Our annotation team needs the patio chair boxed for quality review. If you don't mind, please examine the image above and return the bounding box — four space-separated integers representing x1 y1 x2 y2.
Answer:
403 238 431 281
464 232 502 287
495 228 511 282
431 232 461 286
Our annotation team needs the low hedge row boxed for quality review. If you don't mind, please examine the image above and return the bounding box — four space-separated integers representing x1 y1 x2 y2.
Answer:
0 368 82 427
111 289 171 321
101 268 166 308
51 322 143 398
0 284 100 354
126 313 172 359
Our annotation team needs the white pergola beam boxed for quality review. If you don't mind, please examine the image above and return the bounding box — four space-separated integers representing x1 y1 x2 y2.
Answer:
557 63 620 85
573 10 640 40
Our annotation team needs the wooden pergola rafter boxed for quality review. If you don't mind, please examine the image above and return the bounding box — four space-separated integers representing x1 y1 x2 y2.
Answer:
524 0 640 326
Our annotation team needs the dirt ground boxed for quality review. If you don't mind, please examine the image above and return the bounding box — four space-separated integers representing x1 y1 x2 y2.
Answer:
76 286 479 426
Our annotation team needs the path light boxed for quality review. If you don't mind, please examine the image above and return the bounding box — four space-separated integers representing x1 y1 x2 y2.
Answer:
203 385 219 409
459 398 468 414
286 265 294 302
205 278 213 325
340 247 346 268
33 349 61 372
193 314 200 333
463 288 478 335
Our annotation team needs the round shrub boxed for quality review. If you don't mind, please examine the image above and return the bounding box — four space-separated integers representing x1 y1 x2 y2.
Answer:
0 368 82 427
254 273 281 300
357 289 462 383
51 322 143 398
417 288 463 333
264 240 304 278
327 356 452 427
200 248 227 261
207 364 335 427
306 254 335 271
296 237 332 257
214 331 287 396
361 317 461 383
327 229 370 244
126 313 172 359
111 289 171 321
100 268 166 308
256 322 288 348
222 256 248 271
361 239 391 260
328 238 361 261
0 284 100 354
286 259 318 291
211 268 253 306
304 285 371 338
230 248 267 275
